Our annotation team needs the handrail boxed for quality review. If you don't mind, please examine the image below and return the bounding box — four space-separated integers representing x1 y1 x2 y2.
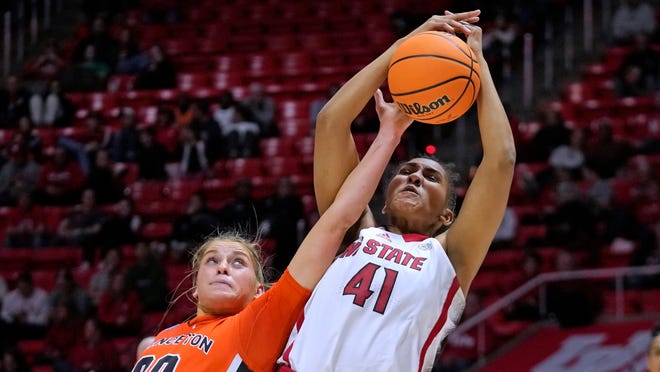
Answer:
452 264 660 363
2 0 59 77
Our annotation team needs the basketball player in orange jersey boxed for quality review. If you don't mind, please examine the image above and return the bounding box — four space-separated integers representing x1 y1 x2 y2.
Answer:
277 10 516 371
131 76 416 371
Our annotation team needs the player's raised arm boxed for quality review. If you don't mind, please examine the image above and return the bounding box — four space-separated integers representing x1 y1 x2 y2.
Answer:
443 23 516 294
314 10 482 221
289 89 412 289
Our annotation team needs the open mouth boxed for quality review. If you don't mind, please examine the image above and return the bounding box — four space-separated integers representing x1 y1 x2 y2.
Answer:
401 185 418 195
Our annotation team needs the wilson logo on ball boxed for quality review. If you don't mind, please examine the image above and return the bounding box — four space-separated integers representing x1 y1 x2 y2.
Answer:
397 95 451 116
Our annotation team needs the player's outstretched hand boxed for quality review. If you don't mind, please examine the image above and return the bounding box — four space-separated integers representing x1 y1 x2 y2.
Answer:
373 88 413 139
405 10 480 38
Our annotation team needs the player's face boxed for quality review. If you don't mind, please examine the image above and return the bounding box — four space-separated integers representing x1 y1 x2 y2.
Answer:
385 158 451 231
650 335 660 372
194 241 263 316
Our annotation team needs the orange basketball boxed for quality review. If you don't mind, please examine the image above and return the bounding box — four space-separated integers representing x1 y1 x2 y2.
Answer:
388 31 480 124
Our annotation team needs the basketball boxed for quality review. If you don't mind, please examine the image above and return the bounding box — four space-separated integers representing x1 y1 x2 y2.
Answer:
388 31 481 124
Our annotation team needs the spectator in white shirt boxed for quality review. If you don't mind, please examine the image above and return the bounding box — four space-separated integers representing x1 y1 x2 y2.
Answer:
1 271 50 343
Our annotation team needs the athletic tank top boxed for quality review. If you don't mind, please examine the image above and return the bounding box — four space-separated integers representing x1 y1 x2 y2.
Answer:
278 227 466 372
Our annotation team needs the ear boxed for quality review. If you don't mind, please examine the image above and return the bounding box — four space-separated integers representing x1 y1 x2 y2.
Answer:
192 288 198 300
254 284 265 299
439 208 455 226
381 205 388 215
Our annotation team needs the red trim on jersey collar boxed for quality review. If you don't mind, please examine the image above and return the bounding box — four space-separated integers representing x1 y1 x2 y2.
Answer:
379 226 429 242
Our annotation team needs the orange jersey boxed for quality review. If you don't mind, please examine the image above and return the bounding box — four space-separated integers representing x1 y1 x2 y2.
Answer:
133 270 310 372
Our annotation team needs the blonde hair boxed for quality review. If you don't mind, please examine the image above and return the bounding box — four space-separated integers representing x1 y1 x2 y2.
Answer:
190 232 267 290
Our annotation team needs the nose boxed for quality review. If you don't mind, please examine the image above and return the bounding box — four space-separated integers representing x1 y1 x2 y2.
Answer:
216 259 229 274
407 171 422 186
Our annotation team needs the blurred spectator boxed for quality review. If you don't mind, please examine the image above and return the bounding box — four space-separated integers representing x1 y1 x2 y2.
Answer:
547 250 603 327
545 173 598 255
525 105 571 163
114 28 147 74
309 84 339 131
99 197 141 252
242 82 277 137
217 178 262 237
491 205 518 250
133 44 176 90
173 93 194 128
225 105 261 158
64 317 119 372
124 242 169 313
48 268 93 318
73 111 112 159
260 177 305 277
619 33 659 93
97 272 141 337
173 126 210 179
1 271 50 340
170 192 219 260
110 107 141 163
482 12 519 84
190 100 224 162
505 250 544 321
15 115 44 158
583 118 632 179
84 149 122 204
53 189 106 266
4 192 46 248
615 64 652 97
0 142 41 206
548 127 586 179
24 39 66 80
29 80 74 127
0 75 30 128
34 144 85 205
152 105 178 153
38 299 82 367
72 16 118 67
0 347 29 372
610 0 657 45
66 45 111 92
213 91 238 133
87 248 122 305
136 127 168 180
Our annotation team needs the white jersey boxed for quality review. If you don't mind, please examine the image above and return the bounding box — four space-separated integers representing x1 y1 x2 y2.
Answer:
278 227 466 372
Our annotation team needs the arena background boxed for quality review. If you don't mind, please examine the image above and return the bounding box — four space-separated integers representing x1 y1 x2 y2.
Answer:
0 0 658 370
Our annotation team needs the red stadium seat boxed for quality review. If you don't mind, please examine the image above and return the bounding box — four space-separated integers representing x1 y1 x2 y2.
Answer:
163 179 203 202
162 39 195 56
213 55 245 72
295 136 314 156
244 52 279 79
202 178 235 204
280 52 313 76
128 181 166 203
140 222 173 241
266 35 299 51
224 158 264 178
177 72 211 91
263 156 302 177
278 119 312 139
259 137 294 157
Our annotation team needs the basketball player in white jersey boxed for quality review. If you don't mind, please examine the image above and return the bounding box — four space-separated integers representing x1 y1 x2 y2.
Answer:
277 10 516 371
